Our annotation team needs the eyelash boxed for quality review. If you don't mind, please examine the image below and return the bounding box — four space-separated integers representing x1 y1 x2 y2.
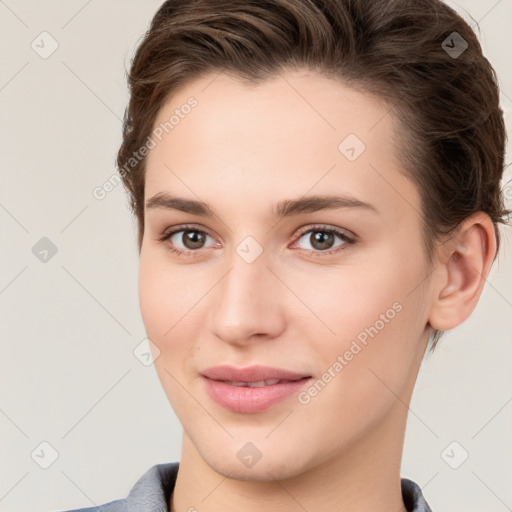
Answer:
156 223 356 258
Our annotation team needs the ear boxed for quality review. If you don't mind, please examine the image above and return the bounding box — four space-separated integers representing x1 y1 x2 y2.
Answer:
428 212 497 331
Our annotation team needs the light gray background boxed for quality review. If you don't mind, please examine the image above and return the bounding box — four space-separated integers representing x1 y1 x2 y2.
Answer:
1 1 511 511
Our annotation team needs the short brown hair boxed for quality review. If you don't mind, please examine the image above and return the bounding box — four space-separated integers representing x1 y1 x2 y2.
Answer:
117 0 509 349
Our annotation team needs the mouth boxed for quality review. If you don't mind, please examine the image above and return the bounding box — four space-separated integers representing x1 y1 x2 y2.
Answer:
218 377 310 388
201 370 313 414
201 364 312 383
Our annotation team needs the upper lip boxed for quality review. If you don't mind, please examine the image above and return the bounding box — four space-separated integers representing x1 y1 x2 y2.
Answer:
201 365 311 382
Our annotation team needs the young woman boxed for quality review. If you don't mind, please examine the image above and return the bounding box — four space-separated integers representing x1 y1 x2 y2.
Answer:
60 0 508 511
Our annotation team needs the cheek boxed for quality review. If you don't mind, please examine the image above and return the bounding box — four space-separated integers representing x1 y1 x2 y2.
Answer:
289 261 428 452
138 249 185 342
138 248 209 362
138 256 166 339
294 255 424 343
297 244 429 391
138 250 198 407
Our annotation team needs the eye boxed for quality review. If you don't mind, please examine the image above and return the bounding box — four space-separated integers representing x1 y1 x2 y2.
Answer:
291 225 355 257
157 224 218 257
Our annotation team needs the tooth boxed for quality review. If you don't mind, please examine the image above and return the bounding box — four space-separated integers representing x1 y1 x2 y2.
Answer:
247 380 267 387
225 379 282 387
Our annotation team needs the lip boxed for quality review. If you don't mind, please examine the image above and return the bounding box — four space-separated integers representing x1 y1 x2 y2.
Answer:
201 365 312 414
201 365 311 382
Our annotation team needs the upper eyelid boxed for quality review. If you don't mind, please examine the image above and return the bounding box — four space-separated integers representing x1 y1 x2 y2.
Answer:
162 223 217 241
295 224 354 239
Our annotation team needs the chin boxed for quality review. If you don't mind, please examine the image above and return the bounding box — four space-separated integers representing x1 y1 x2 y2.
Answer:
210 456 305 483
196 437 313 483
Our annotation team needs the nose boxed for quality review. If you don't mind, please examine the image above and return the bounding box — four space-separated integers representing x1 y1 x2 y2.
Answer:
208 249 286 346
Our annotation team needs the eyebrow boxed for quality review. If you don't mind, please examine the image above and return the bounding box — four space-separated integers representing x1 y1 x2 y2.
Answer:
145 192 378 217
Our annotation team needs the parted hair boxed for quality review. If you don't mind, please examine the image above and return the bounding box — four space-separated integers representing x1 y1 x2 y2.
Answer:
117 0 509 349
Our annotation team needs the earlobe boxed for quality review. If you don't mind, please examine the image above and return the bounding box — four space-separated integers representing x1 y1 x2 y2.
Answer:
428 213 497 332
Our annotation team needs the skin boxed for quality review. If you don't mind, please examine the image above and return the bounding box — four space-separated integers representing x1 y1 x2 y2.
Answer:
138 68 496 512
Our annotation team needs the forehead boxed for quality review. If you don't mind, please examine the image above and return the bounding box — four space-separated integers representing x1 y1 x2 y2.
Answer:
144 69 420 225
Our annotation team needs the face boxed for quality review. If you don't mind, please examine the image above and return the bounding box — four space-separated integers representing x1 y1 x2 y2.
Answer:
139 68 434 481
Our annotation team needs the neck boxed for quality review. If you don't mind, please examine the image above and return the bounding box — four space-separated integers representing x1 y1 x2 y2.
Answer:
170 398 410 512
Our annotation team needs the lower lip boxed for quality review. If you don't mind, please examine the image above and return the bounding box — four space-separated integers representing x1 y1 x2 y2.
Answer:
202 376 312 413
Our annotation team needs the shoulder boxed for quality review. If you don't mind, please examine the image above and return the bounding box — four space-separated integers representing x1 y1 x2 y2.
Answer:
54 462 180 512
